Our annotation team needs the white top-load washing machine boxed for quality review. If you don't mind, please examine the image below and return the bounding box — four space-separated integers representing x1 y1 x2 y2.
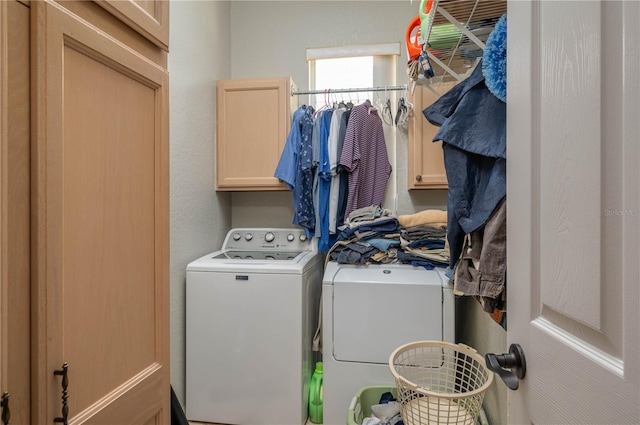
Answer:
322 261 455 425
186 228 322 425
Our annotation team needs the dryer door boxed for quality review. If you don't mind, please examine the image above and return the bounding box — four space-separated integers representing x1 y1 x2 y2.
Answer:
332 265 444 364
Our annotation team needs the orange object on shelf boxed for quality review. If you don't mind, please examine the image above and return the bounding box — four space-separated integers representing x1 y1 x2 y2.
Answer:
405 0 434 62
405 15 422 62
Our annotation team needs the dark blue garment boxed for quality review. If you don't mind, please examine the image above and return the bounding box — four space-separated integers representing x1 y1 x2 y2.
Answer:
337 218 400 241
330 242 379 265
423 60 506 267
274 105 316 237
336 110 352 228
318 110 335 252
379 392 396 404
396 250 438 270
410 261 436 270
406 238 446 250
423 60 506 159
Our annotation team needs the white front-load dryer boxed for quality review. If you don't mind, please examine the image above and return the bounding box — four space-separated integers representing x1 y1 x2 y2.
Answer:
322 262 454 425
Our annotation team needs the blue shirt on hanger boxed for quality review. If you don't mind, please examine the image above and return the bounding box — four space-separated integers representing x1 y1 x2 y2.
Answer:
318 108 336 252
274 105 316 236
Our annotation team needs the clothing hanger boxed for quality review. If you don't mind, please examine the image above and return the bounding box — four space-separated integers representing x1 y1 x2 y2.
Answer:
395 93 414 131
338 92 348 109
314 89 330 117
378 87 394 126
395 97 407 126
367 90 379 115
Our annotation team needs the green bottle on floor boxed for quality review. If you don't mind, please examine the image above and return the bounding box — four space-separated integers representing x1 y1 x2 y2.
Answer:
309 362 323 424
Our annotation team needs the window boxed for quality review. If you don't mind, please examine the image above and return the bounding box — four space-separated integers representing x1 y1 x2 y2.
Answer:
306 43 401 213
312 56 373 110
307 43 399 110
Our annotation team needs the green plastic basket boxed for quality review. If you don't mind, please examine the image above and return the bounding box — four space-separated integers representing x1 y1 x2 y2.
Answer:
347 386 398 425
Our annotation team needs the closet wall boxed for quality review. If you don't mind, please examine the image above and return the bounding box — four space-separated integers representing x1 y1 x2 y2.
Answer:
169 0 232 407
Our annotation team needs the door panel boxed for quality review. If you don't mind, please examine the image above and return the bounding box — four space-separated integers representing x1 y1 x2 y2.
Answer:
507 1 639 423
0 1 31 423
32 2 169 424
62 45 157 415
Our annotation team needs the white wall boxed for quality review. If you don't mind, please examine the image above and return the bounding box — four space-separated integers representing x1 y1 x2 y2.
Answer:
456 297 508 425
169 0 232 406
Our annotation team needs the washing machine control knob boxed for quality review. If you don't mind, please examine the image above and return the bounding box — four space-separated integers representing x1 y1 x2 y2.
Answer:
265 232 275 243
232 233 241 241
287 234 295 242
299 234 307 242
244 233 253 241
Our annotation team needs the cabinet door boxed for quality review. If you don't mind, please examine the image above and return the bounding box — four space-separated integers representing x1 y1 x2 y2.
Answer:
0 1 31 423
216 77 293 191
32 2 169 424
95 0 169 50
408 82 455 189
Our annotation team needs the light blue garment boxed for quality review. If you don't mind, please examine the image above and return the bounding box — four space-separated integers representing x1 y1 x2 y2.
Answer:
274 107 306 189
364 238 400 252
274 105 316 235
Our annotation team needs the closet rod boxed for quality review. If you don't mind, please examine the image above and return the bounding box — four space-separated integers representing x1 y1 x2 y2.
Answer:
291 85 407 96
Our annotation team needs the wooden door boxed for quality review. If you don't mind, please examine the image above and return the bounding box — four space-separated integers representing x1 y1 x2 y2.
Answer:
31 2 170 424
507 1 639 423
0 0 31 423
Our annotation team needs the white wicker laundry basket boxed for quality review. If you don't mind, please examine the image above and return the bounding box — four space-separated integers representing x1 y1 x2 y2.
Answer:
389 341 494 425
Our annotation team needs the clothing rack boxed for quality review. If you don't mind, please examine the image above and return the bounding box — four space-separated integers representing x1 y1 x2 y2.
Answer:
291 85 407 96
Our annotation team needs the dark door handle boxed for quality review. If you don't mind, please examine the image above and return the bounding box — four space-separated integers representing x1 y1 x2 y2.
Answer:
1 392 10 425
485 343 526 390
53 363 69 424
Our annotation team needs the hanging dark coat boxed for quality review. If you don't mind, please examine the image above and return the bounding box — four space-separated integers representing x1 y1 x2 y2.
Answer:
423 60 506 268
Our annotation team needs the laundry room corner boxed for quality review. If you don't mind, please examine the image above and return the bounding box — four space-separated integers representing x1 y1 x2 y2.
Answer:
170 1 510 422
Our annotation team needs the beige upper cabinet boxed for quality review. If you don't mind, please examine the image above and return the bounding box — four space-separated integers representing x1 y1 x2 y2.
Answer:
95 0 169 50
408 82 455 190
216 77 297 191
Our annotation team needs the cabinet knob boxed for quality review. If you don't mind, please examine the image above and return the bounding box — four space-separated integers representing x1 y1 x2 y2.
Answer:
415 175 422 182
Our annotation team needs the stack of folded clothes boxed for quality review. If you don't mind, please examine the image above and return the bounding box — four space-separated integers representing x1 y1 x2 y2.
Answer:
327 205 449 270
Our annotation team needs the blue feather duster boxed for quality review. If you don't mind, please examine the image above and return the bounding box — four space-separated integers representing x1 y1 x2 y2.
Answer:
482 14 507 103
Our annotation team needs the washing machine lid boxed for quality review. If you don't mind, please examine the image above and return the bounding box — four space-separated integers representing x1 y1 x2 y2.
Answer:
325 262 446 287
186 249 319 274
329 263 445 365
